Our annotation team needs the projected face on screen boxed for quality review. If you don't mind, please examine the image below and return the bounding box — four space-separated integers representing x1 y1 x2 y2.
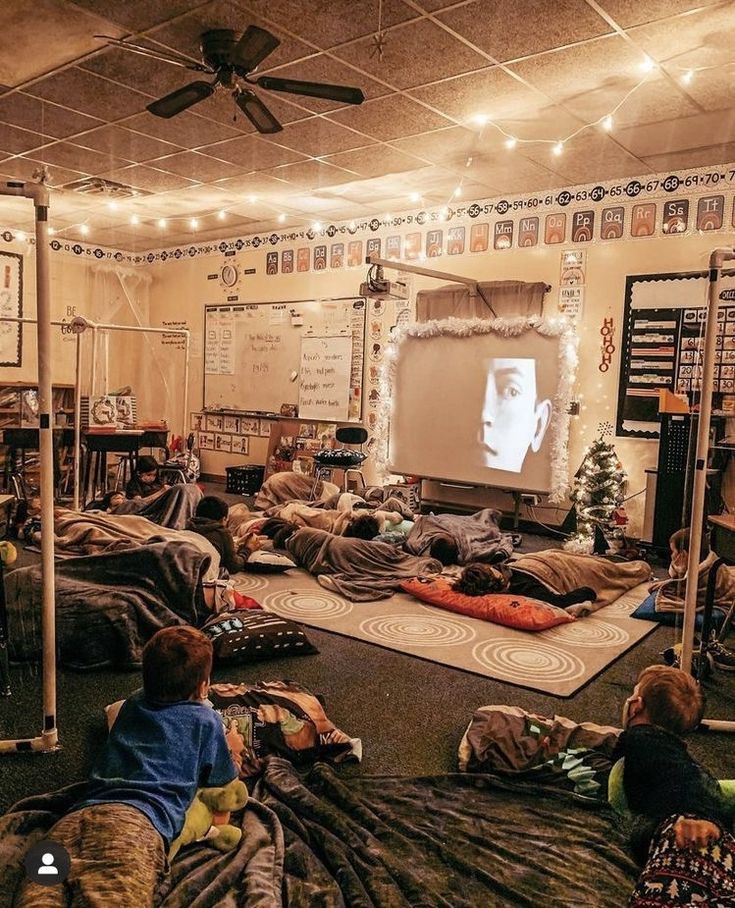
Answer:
478 358 552 473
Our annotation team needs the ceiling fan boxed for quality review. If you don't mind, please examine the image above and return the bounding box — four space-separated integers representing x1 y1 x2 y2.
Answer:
95 26 365 134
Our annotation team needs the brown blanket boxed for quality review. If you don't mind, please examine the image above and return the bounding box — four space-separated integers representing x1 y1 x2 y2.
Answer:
254 472 339 510
512 550 651 615
286 526 442 601
52 508 220 579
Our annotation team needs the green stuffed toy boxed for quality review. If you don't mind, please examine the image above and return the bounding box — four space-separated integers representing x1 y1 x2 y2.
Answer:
168 777 248 862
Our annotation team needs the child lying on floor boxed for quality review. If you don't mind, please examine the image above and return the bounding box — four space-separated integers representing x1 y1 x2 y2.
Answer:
609 665 734 867
16 627 237 908
188 495 259 575
452 561 597 611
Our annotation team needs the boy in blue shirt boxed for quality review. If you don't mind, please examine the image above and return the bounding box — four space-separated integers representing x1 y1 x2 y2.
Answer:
18 626 237 908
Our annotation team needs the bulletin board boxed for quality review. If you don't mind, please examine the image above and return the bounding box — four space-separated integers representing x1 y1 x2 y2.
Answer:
617 270 735 438
203 298 366 421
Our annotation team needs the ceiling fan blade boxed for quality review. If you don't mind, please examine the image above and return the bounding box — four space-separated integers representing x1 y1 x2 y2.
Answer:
235 90 283 134
94 35 211 72
256 76 364 105
146 81 214 118
232 25 280 72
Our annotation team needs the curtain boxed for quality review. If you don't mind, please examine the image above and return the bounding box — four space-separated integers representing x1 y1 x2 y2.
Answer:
416 280 549 322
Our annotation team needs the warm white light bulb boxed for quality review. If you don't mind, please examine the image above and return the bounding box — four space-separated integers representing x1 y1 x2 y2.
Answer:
552 141 564 156
218 210 226 220
682 69 694 85
15 230 26 241
313 221 322 231
452 186 461 198
190 218 198 229
80 224 89 236
158 218 167 228
472 114 489 126
130 214 139 225
602 114 613 131
504 137 517 149
640 56 656 73
48 227 55 236
349 221 356 230
277 213 286 223
247 195 258 203
409 192 421 203
439 207 448 220
107 200 118 211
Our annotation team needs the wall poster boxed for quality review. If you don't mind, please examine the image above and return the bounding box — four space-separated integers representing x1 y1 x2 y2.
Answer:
0 251 22 366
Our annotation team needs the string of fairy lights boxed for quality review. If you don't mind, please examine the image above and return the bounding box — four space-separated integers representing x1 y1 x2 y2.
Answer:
4 54 728 244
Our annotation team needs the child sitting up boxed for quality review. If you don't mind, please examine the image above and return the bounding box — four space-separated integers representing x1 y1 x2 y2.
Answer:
649 527 735 669
126 455 169 500
17 626 237 908
610 665 733 866
188 495 259 575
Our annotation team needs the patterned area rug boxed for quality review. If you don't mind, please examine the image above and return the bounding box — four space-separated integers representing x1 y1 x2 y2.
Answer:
233 571 657 697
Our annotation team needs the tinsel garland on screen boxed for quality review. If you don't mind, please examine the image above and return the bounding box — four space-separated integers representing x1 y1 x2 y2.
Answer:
375 315 578 502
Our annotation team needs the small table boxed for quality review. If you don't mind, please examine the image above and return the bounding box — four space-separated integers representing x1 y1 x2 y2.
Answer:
82 431 144 504
708 514 735 562
2 427 77 497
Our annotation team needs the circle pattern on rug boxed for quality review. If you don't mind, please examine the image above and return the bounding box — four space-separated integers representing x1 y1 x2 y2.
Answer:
261 589 353 621
472 639 585 682
359 614 475 647
540 621 630 648
231 576 268 593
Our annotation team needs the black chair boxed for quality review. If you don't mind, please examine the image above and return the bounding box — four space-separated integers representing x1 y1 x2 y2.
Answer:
312 427 369 492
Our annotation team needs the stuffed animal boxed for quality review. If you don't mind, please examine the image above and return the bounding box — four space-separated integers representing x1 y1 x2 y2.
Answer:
168 777 248 862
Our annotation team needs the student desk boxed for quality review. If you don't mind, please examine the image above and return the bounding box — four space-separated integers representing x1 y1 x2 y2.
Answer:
82 429 168 503
709 514 735 562
2 427 76 497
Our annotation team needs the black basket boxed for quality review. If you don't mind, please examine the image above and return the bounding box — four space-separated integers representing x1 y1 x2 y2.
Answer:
225 465 265 496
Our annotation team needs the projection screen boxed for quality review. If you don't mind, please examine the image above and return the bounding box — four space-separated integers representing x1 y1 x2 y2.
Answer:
386 321 575 497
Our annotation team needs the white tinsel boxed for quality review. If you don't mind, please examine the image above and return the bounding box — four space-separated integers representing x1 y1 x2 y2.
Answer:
373 315 578 501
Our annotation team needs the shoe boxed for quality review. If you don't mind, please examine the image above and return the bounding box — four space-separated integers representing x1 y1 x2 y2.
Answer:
708 640 735 672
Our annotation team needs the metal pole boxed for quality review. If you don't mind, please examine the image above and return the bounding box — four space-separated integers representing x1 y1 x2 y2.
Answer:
367 253 481 289
182 330 190 441
73 331 82 511
91 326 98 396
681 247 735 674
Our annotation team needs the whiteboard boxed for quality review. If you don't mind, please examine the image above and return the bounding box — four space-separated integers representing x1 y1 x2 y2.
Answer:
203 298 366 420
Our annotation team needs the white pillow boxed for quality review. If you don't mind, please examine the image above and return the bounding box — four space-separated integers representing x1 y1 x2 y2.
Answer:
244 550 296 573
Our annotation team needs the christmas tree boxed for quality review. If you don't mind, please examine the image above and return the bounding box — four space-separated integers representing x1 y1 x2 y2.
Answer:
564 429 627 554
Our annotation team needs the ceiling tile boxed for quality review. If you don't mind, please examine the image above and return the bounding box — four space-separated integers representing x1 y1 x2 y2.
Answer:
152 150 247 180
642 142 735 172
334 18 488 89
0 92 105 139
436 0 611 63
245 0 417 48
388 125 479 168
71 125 184 162
0 123 50 155
31 141 130 174
495 104 585 141
9 156 86 187
122 109 244 147
148 1 313 72
202 134 307 168
598 0 726 29
79 44 196 100
0 0 125 87
409 68 550 124
68 0 210 32
507 35 647 110
327 94 451 140
212 171 298 195
27 67 154 120
627 4 735 67
97 164 198 192
263 158 357 189
463 154 565 193
321 143 423 178
521 133 648 183
265 117 369 155
673 67 735 113
255 54 390 113
613 108 735 157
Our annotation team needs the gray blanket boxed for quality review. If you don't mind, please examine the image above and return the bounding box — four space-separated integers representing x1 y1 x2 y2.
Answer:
5 541 210 669
405 508 514 564
0 758 638 908
114 484 202 530
286 526 442 601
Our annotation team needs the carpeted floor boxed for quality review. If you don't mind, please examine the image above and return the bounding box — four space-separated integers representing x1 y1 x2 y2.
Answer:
0 488 733 813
